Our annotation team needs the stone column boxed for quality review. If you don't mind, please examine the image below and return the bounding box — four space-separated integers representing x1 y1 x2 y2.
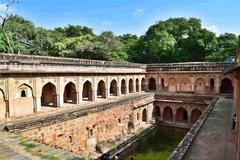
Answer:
34 96 41 112
75 92 79 104
92 89 96 101
105 88 109 98
173 114 176 124
117 87 121 96
57 77 64 108
56 94 64 108
188 116 191 126
215 78 220 94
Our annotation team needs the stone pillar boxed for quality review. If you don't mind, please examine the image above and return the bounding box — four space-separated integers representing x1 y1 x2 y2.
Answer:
133 78 136 93
215 78 220 94
188 116 191 126
78 90 82 103
117 87 121 96
105 88 109 98
56 94 64 108
126 83 129 94
173 113 176 124
92 90 96 101
57 77 64 108
75 92 79 104
34 96 41 112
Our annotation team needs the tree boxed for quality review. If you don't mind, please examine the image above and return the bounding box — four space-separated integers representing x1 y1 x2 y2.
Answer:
0 0 18 53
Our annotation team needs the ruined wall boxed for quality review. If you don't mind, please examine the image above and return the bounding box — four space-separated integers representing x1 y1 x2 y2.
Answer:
17 96 154 157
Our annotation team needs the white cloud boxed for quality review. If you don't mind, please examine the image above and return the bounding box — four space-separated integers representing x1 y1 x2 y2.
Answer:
101 20 113 25
133 8 144 16
204 25 220 35
0 3 8 11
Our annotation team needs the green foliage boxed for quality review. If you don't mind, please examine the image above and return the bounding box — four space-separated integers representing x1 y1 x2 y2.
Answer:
0 15 237 63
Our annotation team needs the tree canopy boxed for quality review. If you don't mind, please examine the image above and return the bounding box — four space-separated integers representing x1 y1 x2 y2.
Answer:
0 15 238 63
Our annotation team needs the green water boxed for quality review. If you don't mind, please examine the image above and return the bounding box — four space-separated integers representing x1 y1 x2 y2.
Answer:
122 127 184 160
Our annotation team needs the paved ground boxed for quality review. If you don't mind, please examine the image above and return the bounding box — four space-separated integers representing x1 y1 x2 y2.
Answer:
0 132 82 160
184 97 236 160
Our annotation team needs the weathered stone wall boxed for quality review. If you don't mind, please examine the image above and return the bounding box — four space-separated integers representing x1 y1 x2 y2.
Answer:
145 72 234 94
16 95 154 157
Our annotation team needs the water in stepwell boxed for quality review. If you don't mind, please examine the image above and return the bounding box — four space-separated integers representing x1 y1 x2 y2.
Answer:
122 126 185 160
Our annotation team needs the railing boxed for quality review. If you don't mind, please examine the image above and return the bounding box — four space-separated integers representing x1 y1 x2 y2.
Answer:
147 62 234 72
0 53 146 68
167 96 219 160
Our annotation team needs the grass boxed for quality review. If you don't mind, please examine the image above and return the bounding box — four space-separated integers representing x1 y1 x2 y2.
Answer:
123 127 184 160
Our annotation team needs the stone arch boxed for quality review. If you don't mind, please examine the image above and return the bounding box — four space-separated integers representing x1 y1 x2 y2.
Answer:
220 78 233 94
148 77 156 91
176 107 188 123
163 106 173 121
136 78 140 92
195 78 205 94
0 89 6 120
142 108 147 122
16 83 33 98
64 82 77 104
141 78 145 91
121 79 126 94
97 80 106 98
14 83 34 116
41 82 57 107
82 81 92 101
169 77 177 93
210 78 215 92
129 79 134 93
152 105 161 120
191 108 202 124
110 79 118 96
180 78 192 92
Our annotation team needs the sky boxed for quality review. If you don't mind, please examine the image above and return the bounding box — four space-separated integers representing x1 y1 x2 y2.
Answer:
1 0 240 36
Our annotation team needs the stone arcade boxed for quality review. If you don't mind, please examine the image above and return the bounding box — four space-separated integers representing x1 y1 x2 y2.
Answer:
0 53 234 157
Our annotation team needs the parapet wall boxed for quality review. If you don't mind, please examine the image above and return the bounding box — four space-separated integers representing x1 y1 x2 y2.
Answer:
0 53 146 74
147 62 233 72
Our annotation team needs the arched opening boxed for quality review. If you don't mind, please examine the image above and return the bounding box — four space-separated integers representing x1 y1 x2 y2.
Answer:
161 78 164 88
176 107 188 123
136 78 140 92
21 90 26 97
195 78 205 94
180 78 192 92
64 82 77 104
14 84 34 116
142 108 147 122
0 89 6 120
82 81 92 101
220 78 233 94
110 79 118 96
41 83 57 107
210 78 215 92
121 79 126 94
163 106 173 122
97 80 106 98
169 78 177 93
141 78 145 91
148 77 156 91
191 108 202 124
129 79 134 93
152 105 161 120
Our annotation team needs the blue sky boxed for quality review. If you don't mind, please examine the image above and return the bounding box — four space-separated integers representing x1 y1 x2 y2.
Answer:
3 0 240 36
